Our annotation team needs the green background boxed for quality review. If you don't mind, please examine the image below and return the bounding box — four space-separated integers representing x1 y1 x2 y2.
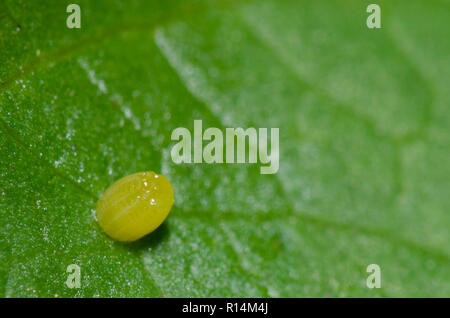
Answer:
0 0 449 297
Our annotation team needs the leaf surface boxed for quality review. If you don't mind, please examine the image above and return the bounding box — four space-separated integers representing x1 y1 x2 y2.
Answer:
1 0 449 297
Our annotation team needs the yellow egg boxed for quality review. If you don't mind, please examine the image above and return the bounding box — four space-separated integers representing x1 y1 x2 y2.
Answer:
96 171 174 242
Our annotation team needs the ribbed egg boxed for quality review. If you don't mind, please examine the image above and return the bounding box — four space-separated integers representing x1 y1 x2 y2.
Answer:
96 171 174 242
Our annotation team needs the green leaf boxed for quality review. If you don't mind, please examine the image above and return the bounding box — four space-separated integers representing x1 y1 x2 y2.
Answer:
1 0 449 297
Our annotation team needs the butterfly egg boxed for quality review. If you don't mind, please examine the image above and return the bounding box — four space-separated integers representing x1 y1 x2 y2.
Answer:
96 171 174 242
